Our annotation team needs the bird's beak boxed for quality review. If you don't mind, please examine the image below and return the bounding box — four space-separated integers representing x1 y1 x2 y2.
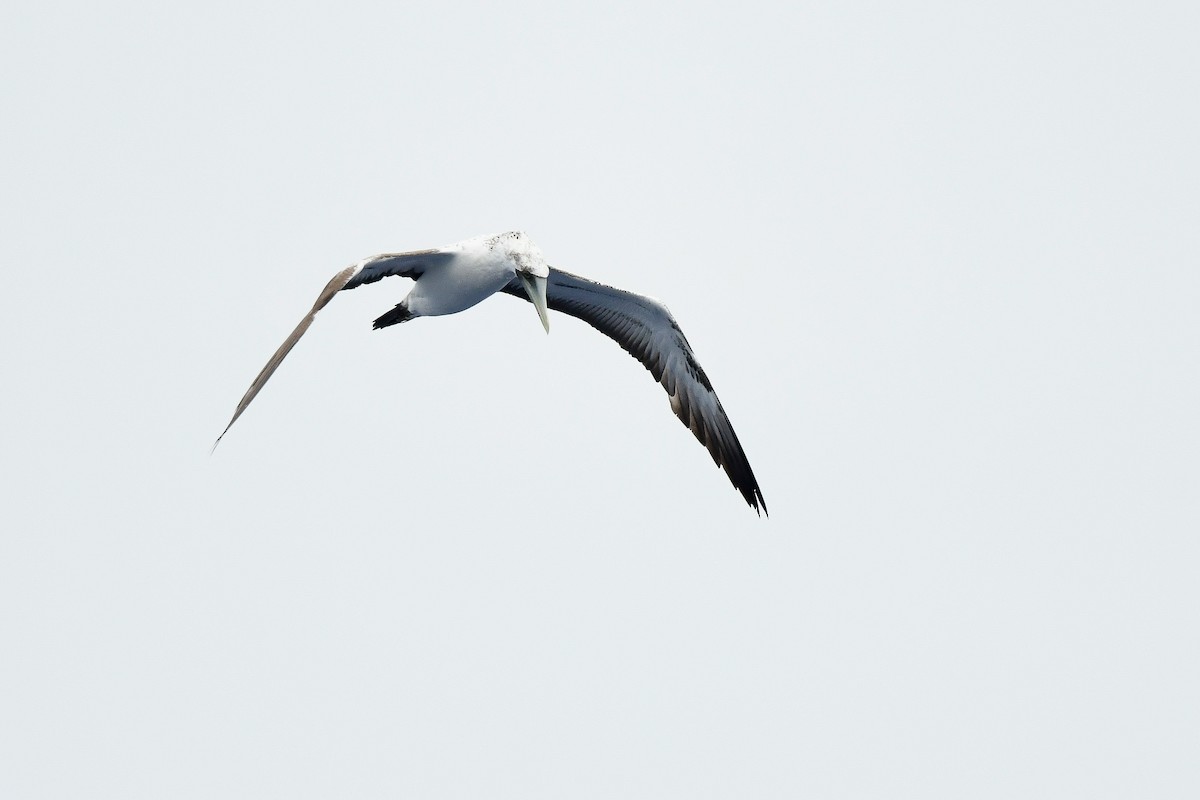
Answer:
520 273 550 333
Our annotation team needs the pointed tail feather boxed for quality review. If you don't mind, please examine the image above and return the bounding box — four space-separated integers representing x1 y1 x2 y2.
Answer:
372 302 414 329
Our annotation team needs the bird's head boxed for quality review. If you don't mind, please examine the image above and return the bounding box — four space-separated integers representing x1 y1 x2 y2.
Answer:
497 231 551 333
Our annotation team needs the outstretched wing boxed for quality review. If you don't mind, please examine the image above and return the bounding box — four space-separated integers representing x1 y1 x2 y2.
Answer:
502 268 767 515
214 249 444 448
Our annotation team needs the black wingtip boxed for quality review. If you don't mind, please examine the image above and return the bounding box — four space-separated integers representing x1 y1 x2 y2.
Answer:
739 485 767 517
732 464 768 518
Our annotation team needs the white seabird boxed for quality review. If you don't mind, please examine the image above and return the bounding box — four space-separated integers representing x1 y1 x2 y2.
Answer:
215 231 767 515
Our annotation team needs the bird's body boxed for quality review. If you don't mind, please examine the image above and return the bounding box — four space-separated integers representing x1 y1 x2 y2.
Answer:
381 232 533 318
405 248 507 317
216 231 767 515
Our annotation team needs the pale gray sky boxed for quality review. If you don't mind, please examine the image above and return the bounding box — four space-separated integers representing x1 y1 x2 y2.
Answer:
2 1 1197 797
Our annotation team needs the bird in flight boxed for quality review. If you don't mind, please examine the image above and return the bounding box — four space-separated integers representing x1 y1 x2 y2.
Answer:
215 231 767 515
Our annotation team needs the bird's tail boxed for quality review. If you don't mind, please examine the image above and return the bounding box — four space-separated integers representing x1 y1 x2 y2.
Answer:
372 302 414 329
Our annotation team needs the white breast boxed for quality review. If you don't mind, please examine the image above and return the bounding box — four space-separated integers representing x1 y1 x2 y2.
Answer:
403 244 516 318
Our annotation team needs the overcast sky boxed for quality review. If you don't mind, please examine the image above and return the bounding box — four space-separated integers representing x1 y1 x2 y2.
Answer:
2 1 1197 797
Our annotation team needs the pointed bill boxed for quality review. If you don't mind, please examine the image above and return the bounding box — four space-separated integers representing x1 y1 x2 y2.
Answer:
520 273 550 333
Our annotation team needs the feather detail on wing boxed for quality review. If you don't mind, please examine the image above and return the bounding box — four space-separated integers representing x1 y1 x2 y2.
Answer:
503 268 767 515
